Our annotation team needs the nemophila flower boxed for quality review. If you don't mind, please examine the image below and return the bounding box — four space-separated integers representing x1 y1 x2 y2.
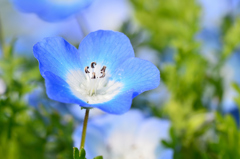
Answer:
33 30 160 114
11 0 93 22
73 109 173 159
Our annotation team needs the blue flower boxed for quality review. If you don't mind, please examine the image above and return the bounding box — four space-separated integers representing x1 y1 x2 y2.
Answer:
11 0 93 22
33 30 160 114
0 78 6 95
73 109 173 159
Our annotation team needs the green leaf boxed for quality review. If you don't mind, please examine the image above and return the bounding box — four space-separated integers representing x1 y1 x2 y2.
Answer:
93 156 103 159
79 148 86 159
232 82 240 94
73 147 80 159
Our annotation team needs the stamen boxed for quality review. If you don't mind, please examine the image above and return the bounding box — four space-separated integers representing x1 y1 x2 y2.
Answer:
100 66 106 78
91 72 96 79
101 66 107 72
100 72 105 78
91 62 97 68
83 62 108 96
85 66 90 73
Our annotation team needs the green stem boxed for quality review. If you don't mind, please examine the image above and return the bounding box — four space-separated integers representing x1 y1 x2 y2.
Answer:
80 109 90 150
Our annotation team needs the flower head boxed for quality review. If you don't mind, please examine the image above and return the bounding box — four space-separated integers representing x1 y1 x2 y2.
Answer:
11 0 93 22
33 30 160 114
73 109 173 159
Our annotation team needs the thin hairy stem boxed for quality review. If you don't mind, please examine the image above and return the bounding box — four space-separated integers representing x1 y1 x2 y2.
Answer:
80 109 90 150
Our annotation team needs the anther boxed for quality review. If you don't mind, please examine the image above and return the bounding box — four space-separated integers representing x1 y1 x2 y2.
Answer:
100 66 107 73
100 72 105 78
91 62 97 68
85 66 90 73
91 72 96 79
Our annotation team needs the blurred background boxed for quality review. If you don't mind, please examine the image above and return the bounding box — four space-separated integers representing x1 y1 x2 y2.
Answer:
0 0 240 158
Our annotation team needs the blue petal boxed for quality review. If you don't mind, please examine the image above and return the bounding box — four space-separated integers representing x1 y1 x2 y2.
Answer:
78 30 135 75
113 57 160 98
33 37 82 80
93 89 134 114
44 71 88 106
11 0 93 22
42 70 134 114
11 0 44 13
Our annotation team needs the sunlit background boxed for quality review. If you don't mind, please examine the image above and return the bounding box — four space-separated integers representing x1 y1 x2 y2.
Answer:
0 0 240 158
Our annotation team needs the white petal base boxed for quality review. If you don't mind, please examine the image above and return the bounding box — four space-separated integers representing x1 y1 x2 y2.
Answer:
66 68 123 104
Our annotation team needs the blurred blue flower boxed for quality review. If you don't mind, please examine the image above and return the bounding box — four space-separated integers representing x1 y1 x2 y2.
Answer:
27 87 73 114
73 109 173 159
0 78 6 95
33 30 160 114
199 0 231 29
11 0 93 22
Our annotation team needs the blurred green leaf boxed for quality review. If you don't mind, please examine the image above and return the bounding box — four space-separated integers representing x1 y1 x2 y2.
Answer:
131 0 200 51
79 148 86 159
73 147 80 159
93 156 103 159
222 18 240 58
0 39 73 159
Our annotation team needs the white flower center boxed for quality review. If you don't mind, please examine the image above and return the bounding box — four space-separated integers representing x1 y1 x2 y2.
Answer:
66 62 122 104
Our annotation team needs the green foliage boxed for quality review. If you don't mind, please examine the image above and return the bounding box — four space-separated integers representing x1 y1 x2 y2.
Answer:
0 40 74 159
79 148 86 159
131 0 200 51
73 147 80 159
128 0 240 158
73 148 86 159
93 156 103 159
233 83 240 110
73 147 103 159
209 113 240 158
222 18 240 58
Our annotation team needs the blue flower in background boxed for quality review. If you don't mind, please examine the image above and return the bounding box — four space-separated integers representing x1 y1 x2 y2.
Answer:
33 30 160 114
73 109 173 159
0 78 6 95
11 0 93 22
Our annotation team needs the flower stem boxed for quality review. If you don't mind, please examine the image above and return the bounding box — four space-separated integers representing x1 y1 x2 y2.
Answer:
80 108 90 150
